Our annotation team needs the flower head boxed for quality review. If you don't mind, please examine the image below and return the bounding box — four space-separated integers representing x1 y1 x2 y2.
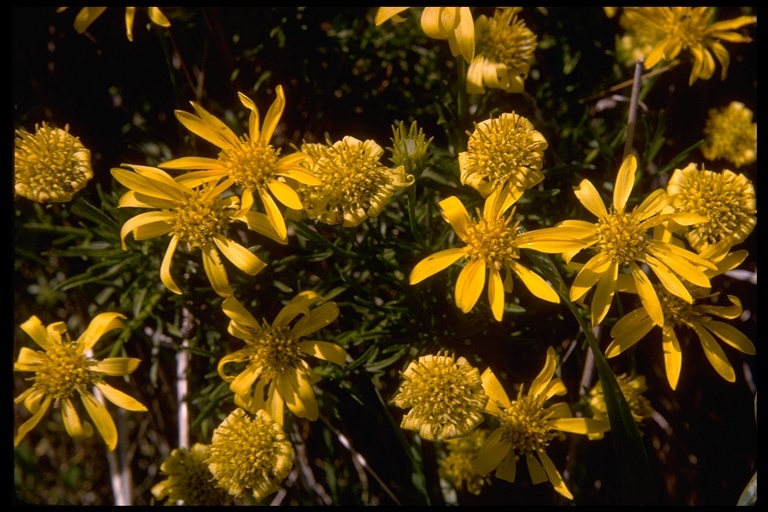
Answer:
666 163 756 253
587 374 652 440
207 408 294 501
471 347 610 500
112 165 284 297
439 428 492 495
391 352 488 440
58 7 171 42
160 86 320 240
467 8 537 94
297 136 414 227
701 101 757 168
14 313 147 451
527 155 717 327
217 292 347 425
14 122 92 203
606 247 755 389
387 120 433 176
458 112 547 198
151 443 229 505
619 7 756 85
375 7 475 63
411 184 580 321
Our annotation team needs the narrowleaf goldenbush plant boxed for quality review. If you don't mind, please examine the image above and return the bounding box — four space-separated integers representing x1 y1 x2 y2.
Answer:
14 6 756 506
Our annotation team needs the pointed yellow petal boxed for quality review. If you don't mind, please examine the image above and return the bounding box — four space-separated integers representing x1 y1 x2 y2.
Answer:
451 7 474 63
517 226 596 253
410 248 466 284
292 302 339 338
455 259 486 313
298 340 348 367
81 392 118 451
242 211 288 244
530 347 557 398
495 451 517 483
14 347 46 372
276 164 321 186
550 417 610 435
692 324 735 382
230 365 261 397
159 156 224 171
613 155 637 213
526 452 548 485
511 261 560 303
124 6 135 41
189 102 241 148
606 308 655 357
703 321 755 355
73 7 106 33
160 235 182 295
90 358 141 376
630 261 665 327
260 189 287 241
268 179 303 210
261 85 285 143
480 368 511 411
570 252 611 302
573 179 608 220
538 450 573 500
62 398 90 439
148 7 171 27
487 267 505 321
438 196 471 240
277 369 318 421
202 244 233 297
119 211 174 249
375 7 409 25
77 312 126 353
590 259 618 326
644 254 693 304
95 382 147 412
213 235 267 276
662 329 682 390
14 396 52 447
20 316 55 351
471 427 511 476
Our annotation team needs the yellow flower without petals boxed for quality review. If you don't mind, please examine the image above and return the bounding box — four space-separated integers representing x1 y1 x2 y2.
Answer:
666 163 756 253
619 7 756 85
525 154 717 328
467 8 537 95
471 347 610 500
58 6 170 42
151 443 229 505
391 352 488 440
217 291 347 425
701 102 757 168
458 112 548 198
207 408 294 501
14 313 147 451
160 86 320 241
296 136 414 227
410 184 570 322
111 164 283 297
587 374 652 440
439 428 492 495
14 122 93 203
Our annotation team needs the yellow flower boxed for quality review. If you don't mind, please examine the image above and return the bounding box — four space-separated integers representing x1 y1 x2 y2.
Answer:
160 86 320 240
57 7 171 42
527 155 716 327
458 112 548 198
471 347 610 500
439 428 491 495
666 163 756 253
701 101 757 168
606 248 755 389
619 7 756 85
297 136 414 227
391 352 488 440
14 313 147 451
217 292 347 425
112 164 284 297
151 443 229 505
466 8 537 95
587 374 652 440
411 184 590 321
14 122 92 203
387 120 433 176
207 408 294 501
375 7 475 63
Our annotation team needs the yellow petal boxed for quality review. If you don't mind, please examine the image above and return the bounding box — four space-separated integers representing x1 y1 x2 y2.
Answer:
292 302 339 338
573 179 608 220
410 248 466 285
14 347 46 372
213 235 267 276
147 7 171 27
480 368 511 411
570 252 611 302
119 211 174 249
77 312 126 354
20 316 55 351
260 189 287 241
613 155 637 214
276 164 321 186
644 254 693 304
81 392 118 451
495 452 517 483
550 417 610 435
516 226 596 253
73 7 106 33
230 365 262 397
511 261 560 303
124 6 135 41
375 7 409 25
189 102 241 148
261 85 285 144
606 308 655 357
14 396 52 447
421 7 450 39
692 324 735 382
242 211 288 244
202 244 233 297
590 259 618 326
95 382 147 412
526 452 547 485
160 235 182 295
438 196 471 240
268 179 303 210
630 261 665 327
662 329 682 390
159 156 224 171
487 267 505 321
217 347 257 382
451 7 474 63
703 321 755 355
545 402 573 419
90 358 140 376
530 347 557 398
298 340 348 367
455 259 486 313
277 369 318 421
538 450 573 500
111 167 187 202
471 427 511 476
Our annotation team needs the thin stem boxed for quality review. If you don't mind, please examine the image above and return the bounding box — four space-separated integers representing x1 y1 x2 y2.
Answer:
622 60 644 160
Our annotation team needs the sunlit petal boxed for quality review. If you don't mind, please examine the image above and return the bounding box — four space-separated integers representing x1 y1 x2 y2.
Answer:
410 248 466 285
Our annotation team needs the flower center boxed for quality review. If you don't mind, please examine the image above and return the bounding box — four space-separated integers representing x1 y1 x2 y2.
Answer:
657 286 709 330
33 341 97 400
476 8 536 69
463 215 521 270
664 8 710 49
220 136 280 191
171 189 233 250
596 209 648 265
498 388 562 456
249 323 301 379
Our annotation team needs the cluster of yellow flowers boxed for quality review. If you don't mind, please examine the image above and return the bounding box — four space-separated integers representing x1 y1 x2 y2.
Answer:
14 6 756 504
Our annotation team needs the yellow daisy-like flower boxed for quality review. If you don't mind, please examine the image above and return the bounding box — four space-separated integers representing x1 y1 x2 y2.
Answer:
471 347 610 500
160 86 320 240
391 352 488 441
112 164 284 297
297 136 415 227
527 154 716 328
375 7 475 63
151 443 229 506
587 373 652 440
57 6 171 42
466 7 537 95
606 247 755 390
217 292 347 425
701 101 757 168
410 184 589 321
666 163 756 253
14 122 92 203
458 112 548 198
438 428 492 495
619 7 756 85
207 408 294 501
14 313 147 451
